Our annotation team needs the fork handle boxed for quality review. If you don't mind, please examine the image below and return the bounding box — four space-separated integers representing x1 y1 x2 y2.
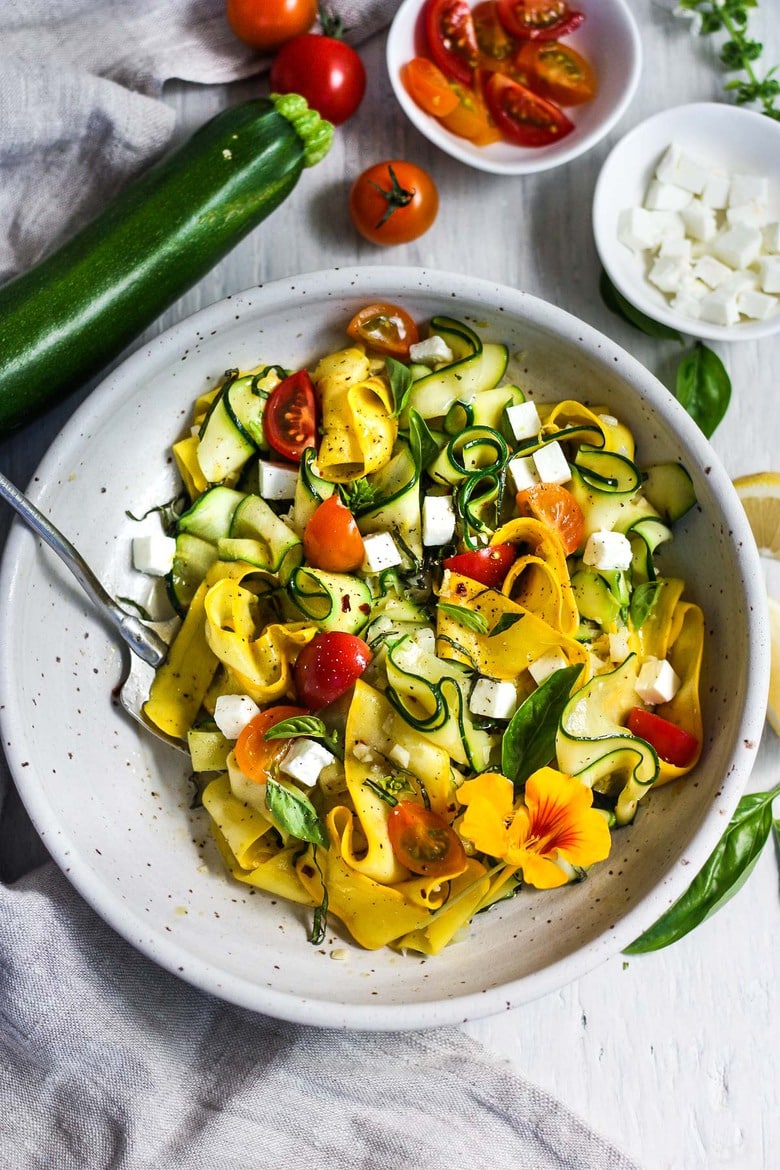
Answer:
0 469 168 668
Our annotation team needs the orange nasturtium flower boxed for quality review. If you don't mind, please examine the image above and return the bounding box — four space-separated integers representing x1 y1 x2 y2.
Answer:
457 767 611 890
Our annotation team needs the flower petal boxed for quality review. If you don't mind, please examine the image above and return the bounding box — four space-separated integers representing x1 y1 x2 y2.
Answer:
458 772 514 859
516 850 570 890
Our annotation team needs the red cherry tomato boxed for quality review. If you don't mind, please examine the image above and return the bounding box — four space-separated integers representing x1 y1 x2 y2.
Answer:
387 802 467 877
303 495 364 572
264 369 317 462
496 0 585 41
483 71 574 147
626 707 700 768
235 704 309 782
226 0 317 52
269 33 366 125
516 39 596 105
424 0 480 86
443 542 518 588
346 302 420 359
349 161 439 246
472 0 518 69
294 632 372 709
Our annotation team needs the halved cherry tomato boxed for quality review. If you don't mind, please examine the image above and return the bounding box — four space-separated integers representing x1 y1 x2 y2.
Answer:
303 495 364 572
483 71 573 147
443 542 518 588
349 161 439 246
402 57 460 117
387 802 467 878
264 369 317 462
424 0 480 86
472 1 517 68
235 704 309 782
516 39 596 105
294 632 372 709
346 302 420 359
496 0 585 41
515 483 584 555
626 707 700 769
439 81 502 144
226 0 317 53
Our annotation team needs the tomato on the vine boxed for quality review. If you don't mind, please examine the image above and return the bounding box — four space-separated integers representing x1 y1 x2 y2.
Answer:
443 542 518 588
387 802 467 878
496 0 584 41
626 708 700 769
303 495 365 573
235 704 309 782
346 302 420 359
424 0 480 86
349 161 439 246
269 33 366 125
516 39 596 105
294 632 372 709
402 57 460 117
264 369 317 462
226 0 317 52
483 71 573 147
515 483 584 555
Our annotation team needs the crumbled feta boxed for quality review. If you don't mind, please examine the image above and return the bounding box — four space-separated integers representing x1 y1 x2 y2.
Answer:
505 399 541 442
469 677 518 721
681 200 717 243
634 658 681 705
528 648 569 686
388 744 410 769
422 494 456 547
258 460 298 500
691 254 732 288
725 201 769 230
700 172 731 210
507 454 540 494
763 222 780 254
280 738 335 787
655 143 709 194
361 531 403 573
213 694 261 740
648 256 687 294
582 530 633 571
608 630 631 663
532 440 571 485
132 533 177 576
658 236 692 263
408 335 454 366
698 287 740 327
618 207 666 253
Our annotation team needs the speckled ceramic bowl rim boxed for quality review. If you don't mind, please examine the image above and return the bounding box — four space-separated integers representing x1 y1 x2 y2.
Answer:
0 266 769 1030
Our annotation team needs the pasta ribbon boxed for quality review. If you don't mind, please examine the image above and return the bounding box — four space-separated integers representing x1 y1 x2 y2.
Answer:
313 347 397 482
143 581 219 739
652 600 704 786
492 517 579 635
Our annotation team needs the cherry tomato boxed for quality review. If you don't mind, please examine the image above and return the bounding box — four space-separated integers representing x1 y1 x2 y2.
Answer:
402 57 460 117
472 1 517 68
387 802 467 878
346 302 420 359
294 632 372 709
626 707 700 769
303 495 364 573
515 482 584 555
438 81 502 144
226 0 317 52
483 71 574 147
496 0 585 41
443 542 518 588
349 161 439 246
269 34 366 125
424 0 480 86
235 704 309 782
516 39 596 105
264 369 317 462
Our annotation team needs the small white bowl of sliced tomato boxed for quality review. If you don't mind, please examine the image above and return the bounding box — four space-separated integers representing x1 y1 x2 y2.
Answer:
386 0 642 174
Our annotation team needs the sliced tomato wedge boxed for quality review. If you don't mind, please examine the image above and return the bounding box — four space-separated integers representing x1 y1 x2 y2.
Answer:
439 80 502 144
264 369 317 462
402 57 460 117
387 802 467 878
483 71 573 147
515 482 584 555
516 38 596 105
346 302 420 359
496 0 585 41
472 0 517 68
626 707 700 769
443 542 518 588
424 0 480 86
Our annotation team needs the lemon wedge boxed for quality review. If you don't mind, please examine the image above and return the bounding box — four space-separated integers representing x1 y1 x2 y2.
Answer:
733 472 780 557
767 596 780 736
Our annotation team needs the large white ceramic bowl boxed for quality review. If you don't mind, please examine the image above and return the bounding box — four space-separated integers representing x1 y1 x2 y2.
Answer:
386 0 641 175
594 103 780 342
0 267 768 1030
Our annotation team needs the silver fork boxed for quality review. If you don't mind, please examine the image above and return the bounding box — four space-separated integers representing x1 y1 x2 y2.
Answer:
0 469 186 754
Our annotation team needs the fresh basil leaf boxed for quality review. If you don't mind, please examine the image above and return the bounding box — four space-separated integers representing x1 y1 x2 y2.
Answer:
675 343 731 438
624 783 780 954
629 581 661 630
501 664 583 793
408 407 440 474
386 356 414 418
264 715 329 741
599 270 684 342
489 613 525 637
266 776 328 848
438 602 490 634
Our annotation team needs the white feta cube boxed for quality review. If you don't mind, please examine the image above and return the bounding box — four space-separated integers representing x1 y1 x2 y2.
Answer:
280 738 335 787
634 658 681 706
699 287 740 327
670 290 701 320
648 256 688 294
213 694 261 740
505 399 541 441
388 744 410 769
655 143 708 194
618 207 665 253
422 494 456 547
712 224 763 269
719 270 757 296
507 454 540 493
582 530 633 572
132 532 177 577
726 201 769 230
700 172 731 209
408 335 454 366
644 180 692 212
361 531 403 573
762 222 780 254
528 648 569 686
681 200 718 243
258 460 298 500
469 677 518 721
737 288 777 320
658 236 692 263
608 630 631 663
408 626 436 655
728 173 769 207
691 254 732 289
757 255 780 294
532 440 571 485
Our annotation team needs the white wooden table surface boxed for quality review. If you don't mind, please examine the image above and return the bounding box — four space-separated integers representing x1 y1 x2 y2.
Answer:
1 3 778 1168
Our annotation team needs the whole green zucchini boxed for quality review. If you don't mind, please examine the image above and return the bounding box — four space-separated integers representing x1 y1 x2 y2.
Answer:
0 93 332 435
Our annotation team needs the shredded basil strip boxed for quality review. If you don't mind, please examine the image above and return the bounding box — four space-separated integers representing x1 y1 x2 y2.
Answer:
266 776 328 848
309 848 329 945
675 343 731 438
624 783 780 954
501 664 583 794
437 602 490 634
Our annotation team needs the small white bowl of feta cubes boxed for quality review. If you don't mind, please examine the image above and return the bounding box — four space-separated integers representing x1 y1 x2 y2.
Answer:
593 102 780 341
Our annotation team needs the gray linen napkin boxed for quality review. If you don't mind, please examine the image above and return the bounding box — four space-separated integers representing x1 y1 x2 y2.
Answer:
0 4 640 1167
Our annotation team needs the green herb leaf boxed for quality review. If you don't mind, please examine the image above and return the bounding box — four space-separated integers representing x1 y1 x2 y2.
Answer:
489 612 525 637
386 356 414 418
501 664 583 793
599 270 684 342
264 714 343 760
624 782 780 954
266 776 329 848
675 343 731 437
408 407 440 474
629 581 662 630
438 602 490 634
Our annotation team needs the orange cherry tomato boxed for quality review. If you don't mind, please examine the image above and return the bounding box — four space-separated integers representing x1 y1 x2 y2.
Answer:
438 81 502 144
235 704 309 782
402 57 460 117
303 495 365 572
349 161 439 246
387 802 467 878
226 0 317 52
515 482 584 555
516 39 596 105
346 302 420 359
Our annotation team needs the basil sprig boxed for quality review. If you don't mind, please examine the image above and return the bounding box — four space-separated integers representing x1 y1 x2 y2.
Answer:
437 602 490 634
265 776 328 849
624 781 780 954
675 343 731 438
501 664 583 794
264 714 343 760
